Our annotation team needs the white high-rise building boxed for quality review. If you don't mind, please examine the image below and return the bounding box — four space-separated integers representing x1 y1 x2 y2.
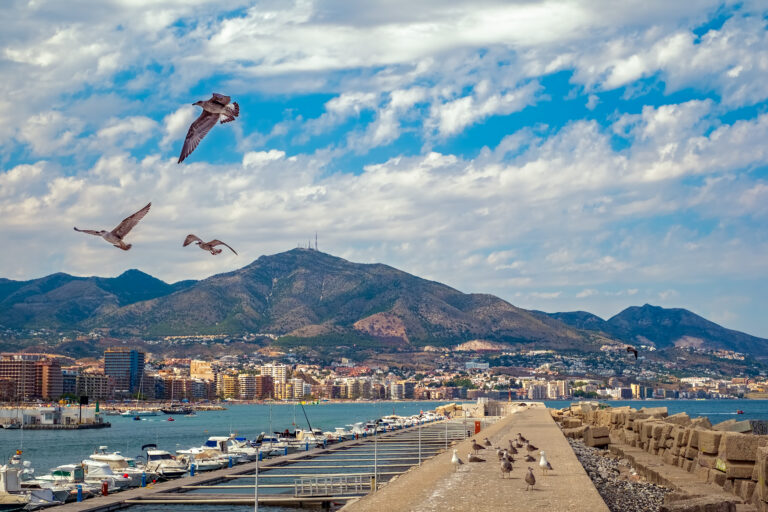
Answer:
261 364 288 383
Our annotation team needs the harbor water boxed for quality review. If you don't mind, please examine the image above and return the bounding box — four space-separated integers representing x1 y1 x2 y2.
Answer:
2 399 766 511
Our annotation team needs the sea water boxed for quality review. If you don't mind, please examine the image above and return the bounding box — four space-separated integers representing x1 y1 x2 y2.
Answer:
2 399 764 511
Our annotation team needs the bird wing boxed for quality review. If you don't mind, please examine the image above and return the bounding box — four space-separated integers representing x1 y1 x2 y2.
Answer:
183 234 203 247
111 202 151 239
208 240 237 255
178 111 219 163
211 93 231 105
74 227 102 236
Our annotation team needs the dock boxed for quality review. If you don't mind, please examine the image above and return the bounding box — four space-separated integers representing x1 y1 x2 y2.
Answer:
50 419 477 510
342 404 611 512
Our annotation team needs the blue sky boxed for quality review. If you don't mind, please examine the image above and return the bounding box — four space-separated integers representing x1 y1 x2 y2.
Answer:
2 0 768 337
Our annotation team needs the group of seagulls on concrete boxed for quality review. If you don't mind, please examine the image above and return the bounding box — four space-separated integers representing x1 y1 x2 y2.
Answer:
451 432 553 491
73 94 240 256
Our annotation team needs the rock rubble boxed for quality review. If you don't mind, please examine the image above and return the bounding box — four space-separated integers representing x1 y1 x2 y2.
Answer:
570 438 671 512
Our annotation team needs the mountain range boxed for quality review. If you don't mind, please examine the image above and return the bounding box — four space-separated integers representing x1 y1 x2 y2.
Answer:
1 248 766 356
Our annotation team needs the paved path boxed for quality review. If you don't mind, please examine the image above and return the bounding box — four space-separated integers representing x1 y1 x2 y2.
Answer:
343 405 610 512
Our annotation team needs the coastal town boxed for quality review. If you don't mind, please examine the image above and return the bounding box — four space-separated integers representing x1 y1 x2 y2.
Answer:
1 335 765 413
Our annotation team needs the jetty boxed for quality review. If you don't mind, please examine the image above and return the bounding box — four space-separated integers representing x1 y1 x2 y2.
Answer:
49 419 474 510
342 403 609 512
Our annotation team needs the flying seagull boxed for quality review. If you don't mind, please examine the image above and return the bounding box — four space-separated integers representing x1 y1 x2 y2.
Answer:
178 93 240 163
183 234 237 255
74 202 151 251
626 346 639 359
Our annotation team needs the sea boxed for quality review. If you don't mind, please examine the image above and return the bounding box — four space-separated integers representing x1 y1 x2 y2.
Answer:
1 399 764 511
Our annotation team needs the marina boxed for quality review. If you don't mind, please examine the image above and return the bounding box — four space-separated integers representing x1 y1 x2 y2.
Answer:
0 401 471 510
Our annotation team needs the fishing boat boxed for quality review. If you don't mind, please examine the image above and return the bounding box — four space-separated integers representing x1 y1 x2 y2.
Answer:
22 464 97 503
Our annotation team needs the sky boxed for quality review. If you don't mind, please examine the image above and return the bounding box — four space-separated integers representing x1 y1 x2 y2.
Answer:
1 1 768 337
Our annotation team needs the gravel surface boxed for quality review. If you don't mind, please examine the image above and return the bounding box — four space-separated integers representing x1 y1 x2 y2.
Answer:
569 439 671 512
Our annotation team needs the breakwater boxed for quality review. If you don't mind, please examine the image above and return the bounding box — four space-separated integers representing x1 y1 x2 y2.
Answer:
553 403 768 511
344 403 610 512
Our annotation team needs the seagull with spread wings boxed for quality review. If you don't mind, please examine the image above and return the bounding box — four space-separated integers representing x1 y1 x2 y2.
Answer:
74 202 151 251
183 234 237 255
177 93 240 164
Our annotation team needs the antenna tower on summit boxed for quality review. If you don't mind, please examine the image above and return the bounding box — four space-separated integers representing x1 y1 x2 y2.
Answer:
315 232 318 251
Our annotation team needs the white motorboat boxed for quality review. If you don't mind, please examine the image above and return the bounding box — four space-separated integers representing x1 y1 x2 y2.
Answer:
81 460 131 491
23 464 97 503
0 465 61 510
143 448 188 479
90 447 157 487
120 409 158 417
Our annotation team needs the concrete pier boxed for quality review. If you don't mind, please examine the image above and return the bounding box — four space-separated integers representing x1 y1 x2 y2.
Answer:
342 404 610 512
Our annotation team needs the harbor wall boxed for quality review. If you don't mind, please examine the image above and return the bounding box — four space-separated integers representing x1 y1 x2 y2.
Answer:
0 405 104 427
553 403 768 511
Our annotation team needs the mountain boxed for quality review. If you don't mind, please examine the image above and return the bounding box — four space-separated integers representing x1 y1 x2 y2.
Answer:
534 310 608 331
89 249 587 349
0 270 194 329
3 249 766 357
542 304 768 356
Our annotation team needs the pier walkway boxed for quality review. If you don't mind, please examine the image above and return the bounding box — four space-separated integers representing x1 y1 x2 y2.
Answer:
343 404 611 512
51 420 474 510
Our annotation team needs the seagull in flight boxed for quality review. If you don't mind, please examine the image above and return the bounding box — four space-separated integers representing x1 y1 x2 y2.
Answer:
74 202 151 251
183 234 237 255
178 93 239 163
626 346 639 359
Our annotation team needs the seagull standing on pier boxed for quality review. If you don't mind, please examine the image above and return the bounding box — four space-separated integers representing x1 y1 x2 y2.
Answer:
451 449 463 471
471 440 486 454
501 458 513 478
483 437 492 447
539 451 553 475
525 467 536 490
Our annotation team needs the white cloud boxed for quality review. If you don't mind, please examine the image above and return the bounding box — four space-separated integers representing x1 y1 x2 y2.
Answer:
576 289 599 298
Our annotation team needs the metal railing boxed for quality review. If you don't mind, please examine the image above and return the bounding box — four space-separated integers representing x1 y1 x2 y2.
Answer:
293 474 370 497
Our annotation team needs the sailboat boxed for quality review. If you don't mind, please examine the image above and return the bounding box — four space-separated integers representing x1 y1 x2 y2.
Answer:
120 374 158 417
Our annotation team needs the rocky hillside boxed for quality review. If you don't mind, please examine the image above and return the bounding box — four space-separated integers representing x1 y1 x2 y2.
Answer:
0 269 193 329
90 249 587 349
541 304 768 356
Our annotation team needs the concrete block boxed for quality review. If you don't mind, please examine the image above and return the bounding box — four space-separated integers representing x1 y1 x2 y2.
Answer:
665 412 692 426
699 431 723 455
653 424 665 440
663 450 679 466
690 417 713 429
722 461 756 480
708 469 726 487
739 480 756 501
718 432 764 462
584 426 610 447
689 429 701 449
756 446 768 501
675 428 691 447
659 496 737 512
699 454 717 469
685 447 699 459
640 406 669 418
695 465 711 482
683 459 694 472
713 419 753 433
563 417 582 428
